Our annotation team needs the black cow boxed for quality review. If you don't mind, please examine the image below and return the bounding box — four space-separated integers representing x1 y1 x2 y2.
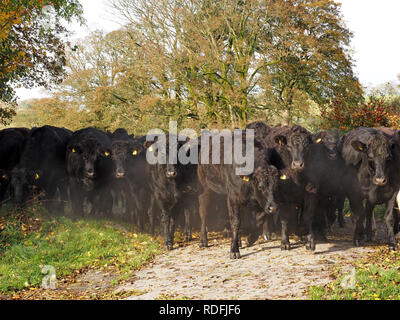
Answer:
66 127 113 218
144 134 198 250
197 130 279 259
302 129 346 240
0 127 30 203
263 124 320 251
111 135 150 230
10 125 72 212
340 127 399 247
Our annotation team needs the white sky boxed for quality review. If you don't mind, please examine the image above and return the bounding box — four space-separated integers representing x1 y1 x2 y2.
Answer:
15 0 400 101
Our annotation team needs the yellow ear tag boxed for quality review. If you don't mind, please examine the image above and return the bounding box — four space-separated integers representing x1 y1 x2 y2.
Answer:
2 174 7 179
242 176 250 182
105 152 110 157
280 174 288 180
316 138 322 144
132 150 138 156
72 148 76 153
359 147 363 151
35 173 40 180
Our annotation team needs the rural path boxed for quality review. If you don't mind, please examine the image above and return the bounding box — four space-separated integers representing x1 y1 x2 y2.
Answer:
116 218 385 300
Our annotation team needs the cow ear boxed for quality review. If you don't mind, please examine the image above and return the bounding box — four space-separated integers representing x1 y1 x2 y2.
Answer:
1 171 8 181
313 131 327 144
351 141 367 153
274 135 287 146
254 138 265 149
143 140 156 150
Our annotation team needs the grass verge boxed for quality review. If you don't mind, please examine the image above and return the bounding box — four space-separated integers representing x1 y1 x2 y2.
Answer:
0 205 161 296
308 247 400 300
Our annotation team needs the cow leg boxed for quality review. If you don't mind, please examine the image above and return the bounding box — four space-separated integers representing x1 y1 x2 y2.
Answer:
279 204 293 250
227 197 241 259
246 210 260 247
336 195 346 228
303 193 318 251
198 188 211 248
148 198 156 236
348 196 366 246
365 202 375 242
69 180 84 218
262 216 273 241
160 209 174 250
385 194 398 251
184 207 192 242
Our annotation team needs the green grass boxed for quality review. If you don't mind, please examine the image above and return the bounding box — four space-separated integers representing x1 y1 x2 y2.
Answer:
309 249 400 300
0 206 161 293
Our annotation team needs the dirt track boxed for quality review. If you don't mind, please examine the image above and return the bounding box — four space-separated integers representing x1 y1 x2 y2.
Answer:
116 218 385 300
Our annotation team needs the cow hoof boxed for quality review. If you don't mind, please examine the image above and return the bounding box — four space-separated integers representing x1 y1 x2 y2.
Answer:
184 235 192 242
164 244 173 251
247 234 258 247
199 240 208 248
230 252 241 259
366 237 375 243
354 239 364 247
306 242 316 251
281 243 291 251
389 244 398 251
263 233 272 241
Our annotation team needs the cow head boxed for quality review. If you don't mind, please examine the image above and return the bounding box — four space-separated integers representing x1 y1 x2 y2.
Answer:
351 133 394 186
274 125 312 171
111 139 146 179
10 168 42 205
314 129 340 160
68 138 112 180
251 165 279 214
144 134 193 180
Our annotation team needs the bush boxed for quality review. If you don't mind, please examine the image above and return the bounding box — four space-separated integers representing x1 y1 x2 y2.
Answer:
321 97 400 131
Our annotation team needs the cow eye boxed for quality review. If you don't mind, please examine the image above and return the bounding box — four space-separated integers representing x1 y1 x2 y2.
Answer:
35 173 40 180
104 152 110 157
1 174 7 180
132 150 138 156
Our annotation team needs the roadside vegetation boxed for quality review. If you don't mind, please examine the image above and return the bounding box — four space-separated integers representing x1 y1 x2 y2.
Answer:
0 205 161 296
309 247 400 300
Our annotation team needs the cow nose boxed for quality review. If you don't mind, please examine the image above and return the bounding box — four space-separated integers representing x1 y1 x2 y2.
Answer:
291 161 304 170
267 205 277 214
86 169 95 178
166 171 177 178
116 171 125 178
374 177 387 186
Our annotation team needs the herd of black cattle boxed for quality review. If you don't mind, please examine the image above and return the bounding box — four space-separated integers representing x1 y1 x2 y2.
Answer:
1 123 400 259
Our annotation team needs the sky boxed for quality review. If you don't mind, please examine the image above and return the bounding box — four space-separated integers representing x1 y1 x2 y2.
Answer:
15 0 400 101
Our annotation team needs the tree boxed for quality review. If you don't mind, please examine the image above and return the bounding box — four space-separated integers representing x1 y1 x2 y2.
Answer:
0 0 83 118
109 0 362 127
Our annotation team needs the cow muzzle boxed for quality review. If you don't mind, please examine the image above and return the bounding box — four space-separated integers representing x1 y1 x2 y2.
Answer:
116 170 125 179
373 177 387 186
291 161 305 170
86 169 95 179
166 171 177 179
